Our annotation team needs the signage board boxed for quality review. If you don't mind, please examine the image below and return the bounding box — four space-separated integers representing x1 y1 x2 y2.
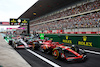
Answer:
40 34 44 39
10 18 29 25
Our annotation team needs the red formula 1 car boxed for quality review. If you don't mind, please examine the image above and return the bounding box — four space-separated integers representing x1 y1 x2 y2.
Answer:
32 40 87 61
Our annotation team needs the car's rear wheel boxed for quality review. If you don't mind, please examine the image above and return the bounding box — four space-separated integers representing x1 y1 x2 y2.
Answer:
52 49 60 59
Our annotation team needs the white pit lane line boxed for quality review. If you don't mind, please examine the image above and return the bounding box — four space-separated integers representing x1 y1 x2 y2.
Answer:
79 49 100 55
84 50 100 55
4 39 8 43
27 49 61 67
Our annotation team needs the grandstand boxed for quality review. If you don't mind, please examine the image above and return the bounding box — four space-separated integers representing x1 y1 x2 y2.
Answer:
19 0 100 34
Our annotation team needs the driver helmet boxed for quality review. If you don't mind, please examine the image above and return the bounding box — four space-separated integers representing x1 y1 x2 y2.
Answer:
72 45 75 47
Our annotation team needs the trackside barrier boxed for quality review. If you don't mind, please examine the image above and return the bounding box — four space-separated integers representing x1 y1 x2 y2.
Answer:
37 30 100 34
45 34 100 48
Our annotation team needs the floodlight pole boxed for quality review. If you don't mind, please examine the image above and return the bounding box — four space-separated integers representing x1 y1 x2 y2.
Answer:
98 19 100 35
27 20 30 35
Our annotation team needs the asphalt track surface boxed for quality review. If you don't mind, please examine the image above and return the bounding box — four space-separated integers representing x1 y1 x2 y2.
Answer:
16 49 100 67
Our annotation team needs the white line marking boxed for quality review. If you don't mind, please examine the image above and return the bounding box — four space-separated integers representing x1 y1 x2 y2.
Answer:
4 39 8 43
79 49 100 55
27 49 61 67
84 50 100 55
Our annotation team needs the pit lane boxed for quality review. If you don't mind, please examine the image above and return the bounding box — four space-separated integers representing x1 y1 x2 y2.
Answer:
16 49 100 67
2 33 100 67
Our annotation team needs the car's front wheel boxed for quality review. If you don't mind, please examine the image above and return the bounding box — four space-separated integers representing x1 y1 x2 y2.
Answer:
9 40 13 45
12 44 17 49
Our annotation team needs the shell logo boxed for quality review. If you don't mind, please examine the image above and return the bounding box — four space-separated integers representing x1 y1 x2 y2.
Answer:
40 35 44 37
83 36 87 41
66 36 68 39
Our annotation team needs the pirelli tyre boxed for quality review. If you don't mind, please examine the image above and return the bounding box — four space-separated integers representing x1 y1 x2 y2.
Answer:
52 49 60 59
9 40 13 45
32 42 41 50
4 36 6 39
12 43 17 49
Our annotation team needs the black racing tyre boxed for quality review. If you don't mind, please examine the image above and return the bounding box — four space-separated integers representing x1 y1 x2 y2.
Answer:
12 44 16 49
9 40 13 45
32 42 40 50
4 36 6 39
52 49 60 59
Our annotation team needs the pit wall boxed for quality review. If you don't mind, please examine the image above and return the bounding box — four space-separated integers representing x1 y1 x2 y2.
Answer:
45 34 100 48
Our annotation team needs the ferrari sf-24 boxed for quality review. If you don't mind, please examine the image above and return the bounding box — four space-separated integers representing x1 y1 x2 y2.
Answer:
32 40 87 61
